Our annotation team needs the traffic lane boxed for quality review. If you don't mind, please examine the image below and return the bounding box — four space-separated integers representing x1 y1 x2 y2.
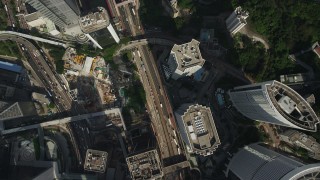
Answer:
128 3 142 34
140 46 179 153
0 35 71 111
132 50 172 157
23 45 69 105
22 41 73 110
25 52 66 111
3 0 17 27
138 46 178 156
141 46 173 122
141 46 169 117
119 6 132 35
124 4 137 36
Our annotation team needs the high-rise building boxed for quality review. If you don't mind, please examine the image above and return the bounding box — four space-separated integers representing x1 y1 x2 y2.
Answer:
25 1 120 46
226 6 249 35
226 143 320 180
174 104 220 156
25 0 80 28
165 39 205 80
228 80 320 131
161 0 179 18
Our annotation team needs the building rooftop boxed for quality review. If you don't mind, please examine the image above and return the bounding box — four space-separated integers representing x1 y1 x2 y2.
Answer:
24 12 41 22
126 149 163 180
226 143 320 180
312 42 320 58
84 149 108 173
178 104 220 156
0 85 15 99
266 81 320 131
0 61 22 74
235 6 249 18
280 130 320 160
280 73 308 84
171 39 205 72
79 7 110 33
82 57 94 75
0 102 23 121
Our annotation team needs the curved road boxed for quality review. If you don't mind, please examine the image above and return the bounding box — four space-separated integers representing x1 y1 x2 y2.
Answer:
0 31 67 47
0 33 75 113
115 38 175 55
0 33 83 165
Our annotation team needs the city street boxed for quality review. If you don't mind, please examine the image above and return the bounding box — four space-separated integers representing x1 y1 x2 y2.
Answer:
131 45 187 167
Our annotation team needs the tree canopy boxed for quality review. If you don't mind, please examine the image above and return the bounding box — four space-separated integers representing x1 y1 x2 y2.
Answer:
230 0 320 81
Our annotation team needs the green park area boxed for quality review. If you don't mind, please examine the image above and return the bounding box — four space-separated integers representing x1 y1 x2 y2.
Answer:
43 44 65 74
178 0 193 9
123 74 146 114
0 2 7 30
122 73 146 128
43 36 130 74
231 0 320 81
139 0 177 31
0 40 20 57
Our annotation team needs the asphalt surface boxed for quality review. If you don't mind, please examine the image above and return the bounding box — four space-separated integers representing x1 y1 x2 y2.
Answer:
132 46 183 164
0 33 85 166
119 2 143 36
2 0 17 28
0 34 79 114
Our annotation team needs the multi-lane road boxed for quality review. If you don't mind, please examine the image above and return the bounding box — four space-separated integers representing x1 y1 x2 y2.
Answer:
2 0 17 28
0 33 88 166
132 45 184 166
118 1 143 36
3 33 84 115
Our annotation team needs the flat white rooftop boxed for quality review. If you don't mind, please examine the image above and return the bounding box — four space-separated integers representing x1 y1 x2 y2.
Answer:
180 104 220 156
82 57 94 75
171 39 205 72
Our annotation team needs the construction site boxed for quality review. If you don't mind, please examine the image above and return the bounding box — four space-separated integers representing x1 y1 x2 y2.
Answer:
62 48 116 110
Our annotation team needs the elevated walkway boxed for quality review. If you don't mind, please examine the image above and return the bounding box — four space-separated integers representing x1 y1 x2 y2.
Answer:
0 31 67 48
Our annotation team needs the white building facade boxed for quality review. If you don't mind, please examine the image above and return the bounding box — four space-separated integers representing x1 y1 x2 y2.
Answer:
226 143 320 180
226 6 249 35
25 0 80 28
166 39 205 80
229 80 319 131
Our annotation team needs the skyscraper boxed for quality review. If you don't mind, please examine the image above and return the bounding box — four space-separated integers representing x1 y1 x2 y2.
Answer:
226 6 249 35
165 39 205 80
25 0 80 28
226 143 320 180
228 80 319 131
174 104 220 156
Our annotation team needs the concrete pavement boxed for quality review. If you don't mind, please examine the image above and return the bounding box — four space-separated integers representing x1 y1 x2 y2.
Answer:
0 34 72 113
132 46 185 168
1 108 123 135
0 31 67 47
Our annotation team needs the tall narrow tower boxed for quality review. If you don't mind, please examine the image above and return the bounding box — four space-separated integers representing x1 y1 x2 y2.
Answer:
226 6 249 35
228 80 319 131
25 0 80 28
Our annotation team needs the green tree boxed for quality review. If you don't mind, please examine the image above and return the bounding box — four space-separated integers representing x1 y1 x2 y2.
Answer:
48 102 55 109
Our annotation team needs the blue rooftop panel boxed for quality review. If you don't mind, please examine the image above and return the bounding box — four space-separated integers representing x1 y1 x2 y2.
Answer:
0 61 22 73
194 68 205 81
